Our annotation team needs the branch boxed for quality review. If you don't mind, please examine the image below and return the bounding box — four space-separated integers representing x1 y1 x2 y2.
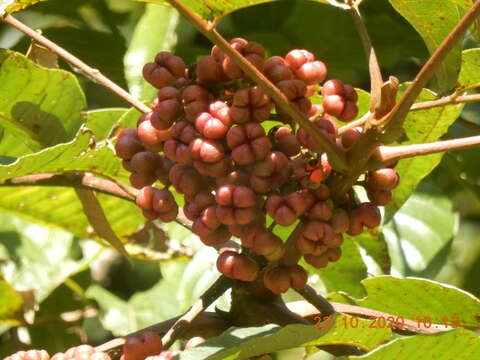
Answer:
348 2 383 113
381 1 480 142
412 92 480 111
161 276 233 349
0 172 192 228
294 285 336 316
1 14 151 114
164 0 349 172
372 135 480 164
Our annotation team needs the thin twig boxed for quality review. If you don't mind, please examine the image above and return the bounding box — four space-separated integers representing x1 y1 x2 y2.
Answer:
381 0 480 142
294 285 336 316
161 276 233 349
164 0 348 172
411 92 480 111
1 14 151 114
372 135 480 164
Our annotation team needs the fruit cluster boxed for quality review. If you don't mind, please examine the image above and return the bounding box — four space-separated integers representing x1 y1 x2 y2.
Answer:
115 38 399 295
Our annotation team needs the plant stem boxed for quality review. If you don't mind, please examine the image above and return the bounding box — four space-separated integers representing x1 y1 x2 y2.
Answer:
161 276 233 349
411 92 480 111
164 0 348 172
372 135 480 164
381 0 480 142
294 285 336 316
2 14 151 114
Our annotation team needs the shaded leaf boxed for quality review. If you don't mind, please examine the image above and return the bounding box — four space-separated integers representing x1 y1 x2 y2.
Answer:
384 86 463 221
349 328 480 360
85 108 129 142
352 231 391 274
383 181 456 274
388 0 461 92
125 4 179 101
178 314 392 360
0 276 23 324
0 49 86 156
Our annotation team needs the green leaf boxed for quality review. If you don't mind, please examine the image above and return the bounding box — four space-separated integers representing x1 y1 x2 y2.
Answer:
134 0 276 23
458 48 480 89
0 277 23 324
179 314 392 360
349 328 480 360
0 214 94 303
384 86 463 221
85 108 129 142
350 276 480 328
1 0 46 13
125 4 179 101
352 231 391 274
388 0 461 92
0 49 86 156
303 240 367 298
383 181 456 274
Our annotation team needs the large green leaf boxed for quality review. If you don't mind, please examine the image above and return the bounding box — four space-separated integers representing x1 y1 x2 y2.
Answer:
303 240 367 298
383 181 456 274
0 276 23 324
349 328 480 360
352 231 391 274
125 4 179 101
85 108 129 142
349 276 480 329
388 0 461 92
0 49 86 157
178 314 392 360
384 86 463 221
458 48 480 89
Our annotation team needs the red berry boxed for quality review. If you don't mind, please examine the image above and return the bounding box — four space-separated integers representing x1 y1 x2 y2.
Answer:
216 251 259 281
231 86 273 123
226 123 271 165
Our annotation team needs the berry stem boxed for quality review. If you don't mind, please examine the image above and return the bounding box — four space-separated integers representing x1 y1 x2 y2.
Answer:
161 275 234 349
164 0 349 172
1 14 151 114
371 135 480 165
379 0 480 142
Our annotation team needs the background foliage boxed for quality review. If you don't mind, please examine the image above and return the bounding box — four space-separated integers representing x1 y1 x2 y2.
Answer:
1 0 480 359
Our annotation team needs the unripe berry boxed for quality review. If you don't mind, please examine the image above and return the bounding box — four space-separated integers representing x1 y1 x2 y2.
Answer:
169 164 203 196
129 151 161 174
270 126 300 157
231 86 273 123
266 191 315 226
326 247 342 262
215 184 257 208
263 266 291 294
200 226 231 246
250 151 290 193
347 203 381 236
115 129 143 160
182 85 210 122
296 118 336 154
163 121 196 165
184 192 215 221
297 221 335 255
365 168 399 191
121 332 163 360
367 189 392 206
226 123 271 165
197 55 225 86
129 172 157 189
241 226 285 261
137 114 171 150
216 169 249 186
322 79 358 122
276 79 311 115
330 208 350 233
192 205 221 237
308 201 333 221
143 52 185 89
216 251 259 281
341 126 363 149
5 350 50 360
304 253 329 268
150 87 181 130
195 101 231 139
263 56 294 83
